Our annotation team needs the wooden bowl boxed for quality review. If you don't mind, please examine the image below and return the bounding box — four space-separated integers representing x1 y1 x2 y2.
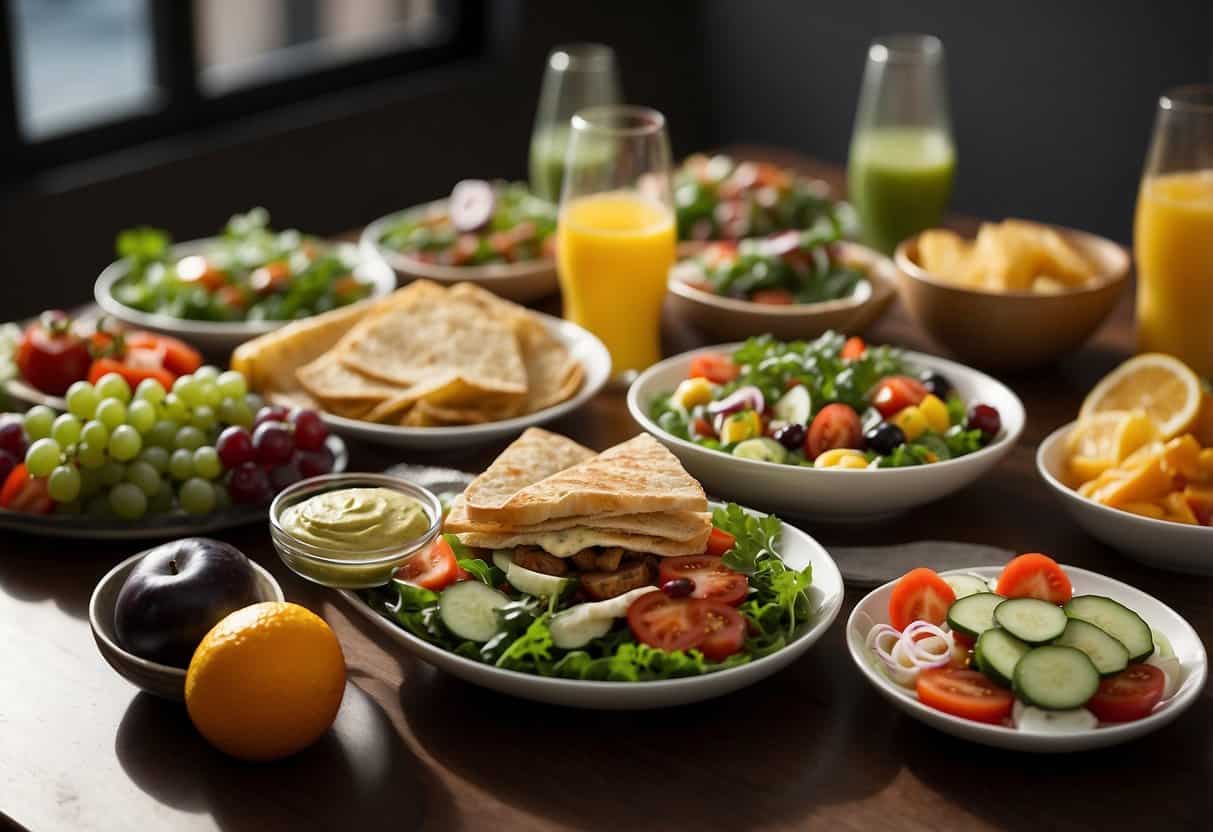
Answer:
89 548 284 701
667 240 898 341
894 226 1129 371
360 203 558 303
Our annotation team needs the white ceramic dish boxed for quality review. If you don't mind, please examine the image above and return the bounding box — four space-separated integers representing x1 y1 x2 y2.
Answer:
627 343 1025 519
0 432 346 540
94 238 397 355
1037 422 1213 575
360 204 558 303
846 565 1207 752
339 504 844 709
314 312 611 450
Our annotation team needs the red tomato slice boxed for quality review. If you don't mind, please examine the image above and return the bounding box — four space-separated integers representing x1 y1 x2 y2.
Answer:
995 553 1073 603
249 261 292 295
695 599 747 660
840 336 866 360
627 592 708 652
87 358 176 390
394 537 461 590
176 255 228 291
916 667 1014 724
124 332 203 376
659 554 748 605
0 464 53 514
704 527 736 557
691 417 716 439
888 567 956 631
688 354 739 384
1086 664 1166 723
806 403 862 460
751 289 795 305
871 375 928 418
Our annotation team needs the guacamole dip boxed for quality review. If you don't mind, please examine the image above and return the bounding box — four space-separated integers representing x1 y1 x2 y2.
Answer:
281 487 430 554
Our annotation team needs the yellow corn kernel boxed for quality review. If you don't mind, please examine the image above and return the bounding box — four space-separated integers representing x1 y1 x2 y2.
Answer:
720 410 760 444
892 406 928 441
918 394 950 434
672 377 714 410
814 448 869 469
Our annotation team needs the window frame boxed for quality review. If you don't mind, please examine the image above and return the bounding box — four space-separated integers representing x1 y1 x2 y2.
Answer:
0 0 485 178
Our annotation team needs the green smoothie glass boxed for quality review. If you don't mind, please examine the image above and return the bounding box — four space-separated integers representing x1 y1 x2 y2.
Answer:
848 34 956 254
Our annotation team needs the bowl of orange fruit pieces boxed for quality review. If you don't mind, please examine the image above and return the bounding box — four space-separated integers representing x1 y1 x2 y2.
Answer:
1037 353 1213 574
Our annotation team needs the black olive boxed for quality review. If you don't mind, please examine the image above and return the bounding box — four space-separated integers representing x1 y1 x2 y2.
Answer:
864 422 906 456
920 371 953 399
772 422 806 450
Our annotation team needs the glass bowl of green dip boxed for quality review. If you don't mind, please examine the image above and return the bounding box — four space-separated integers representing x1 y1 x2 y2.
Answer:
269 473 443 589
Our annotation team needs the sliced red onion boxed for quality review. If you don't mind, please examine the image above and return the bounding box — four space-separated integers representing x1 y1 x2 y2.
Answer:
866 624 917 686
707 385 765 418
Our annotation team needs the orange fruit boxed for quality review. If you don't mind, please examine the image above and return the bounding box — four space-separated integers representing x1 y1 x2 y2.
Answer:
185 601 345 762
1079 354 1202 439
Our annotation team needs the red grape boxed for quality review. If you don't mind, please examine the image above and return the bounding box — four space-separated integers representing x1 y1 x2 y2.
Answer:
291 409 327 451
227 461 271 505
295 447 334 478
252 422 294 465
0 422 28 458
967 404 1002 440
254 405 290 429
0 449 17 486
269 462 302 491
216 426 254 468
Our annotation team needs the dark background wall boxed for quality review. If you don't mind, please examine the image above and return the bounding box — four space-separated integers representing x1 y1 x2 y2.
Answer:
1 0 1210 318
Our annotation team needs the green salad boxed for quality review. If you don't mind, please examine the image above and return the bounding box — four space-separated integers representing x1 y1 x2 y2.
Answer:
649 332 1004 469
364 504 815 681
378 180 557 267
110 208 373 323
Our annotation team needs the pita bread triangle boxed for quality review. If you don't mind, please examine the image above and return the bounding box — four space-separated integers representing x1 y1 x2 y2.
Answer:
464 428 596 518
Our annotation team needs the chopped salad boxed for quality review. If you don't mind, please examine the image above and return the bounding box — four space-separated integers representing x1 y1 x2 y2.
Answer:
674 154 857 242
110 208 374 323
377 180 557 267
650 332 1002 468
364 504 815 681
869 554 1182 730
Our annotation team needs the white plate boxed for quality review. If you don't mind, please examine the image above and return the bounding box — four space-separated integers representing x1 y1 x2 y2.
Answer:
3 377 66 411
846 565 1207 752
315 312 611 450
626 343 1025 519
1038 422 1213 575
360 204 559 303
94 238 398 355
338 504 845 709
0 434 346 540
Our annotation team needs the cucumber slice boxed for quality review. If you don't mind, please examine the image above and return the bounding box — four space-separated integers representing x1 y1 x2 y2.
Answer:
772 385 811 425
732 437 788 464
1053 619 1129 676
974 627 1030 687
1013 646 1101 710
438 581 511 642
993 597 1067 644
947 592 1004 638
1012 700 1098 733
492 550 513 572
549 586 659 649
1065 595 1154 662
943 574 993 600
506 561 572 598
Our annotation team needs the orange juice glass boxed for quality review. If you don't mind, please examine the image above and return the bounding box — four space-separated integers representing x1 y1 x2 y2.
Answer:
556 106 674 377
1134 86 1213 377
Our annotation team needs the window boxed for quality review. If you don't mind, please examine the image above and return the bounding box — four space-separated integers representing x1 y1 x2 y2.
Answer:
0 0 482 176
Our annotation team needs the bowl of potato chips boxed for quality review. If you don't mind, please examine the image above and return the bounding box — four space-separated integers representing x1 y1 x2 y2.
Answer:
895 220 1129 370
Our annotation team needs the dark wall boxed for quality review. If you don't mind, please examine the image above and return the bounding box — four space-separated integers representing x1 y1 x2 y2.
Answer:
700 0 1213 242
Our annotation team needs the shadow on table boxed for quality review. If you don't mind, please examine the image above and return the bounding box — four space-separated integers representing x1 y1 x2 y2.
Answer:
0 535 136 620
396 629 901 830
115 683 450 831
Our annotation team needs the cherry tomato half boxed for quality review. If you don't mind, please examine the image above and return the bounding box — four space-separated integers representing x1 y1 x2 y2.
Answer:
871 375 928 419
627 592 708 652
394 537 461 590
888 567 956 631
916 667 1014 724
840 336 866 360
124 332 203 376
995 553 1073 604
1086 664 1166 723
704 527 736 558
688 354 740 384
659 554 748 606
696 600 747 661
806 403 862 460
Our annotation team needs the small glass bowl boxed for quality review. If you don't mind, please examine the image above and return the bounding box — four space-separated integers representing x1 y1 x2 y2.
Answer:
269 473 443 589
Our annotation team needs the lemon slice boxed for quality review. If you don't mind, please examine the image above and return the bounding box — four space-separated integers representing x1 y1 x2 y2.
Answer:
1079 354 1203 439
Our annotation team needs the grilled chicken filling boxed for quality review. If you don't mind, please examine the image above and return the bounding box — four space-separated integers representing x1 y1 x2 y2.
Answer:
507 545 658 600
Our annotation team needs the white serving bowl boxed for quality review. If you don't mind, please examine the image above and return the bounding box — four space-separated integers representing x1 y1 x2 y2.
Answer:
316 311 611 450
1037 422 1213 575
627 343 1025 520
339 504 844 709
95 238 397 356
847 565 1207 752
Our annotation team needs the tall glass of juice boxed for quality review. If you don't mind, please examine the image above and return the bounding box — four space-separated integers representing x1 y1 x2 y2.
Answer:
848 34 956 254
529 44 622 203
1134 85 1213 376
556 106 675 379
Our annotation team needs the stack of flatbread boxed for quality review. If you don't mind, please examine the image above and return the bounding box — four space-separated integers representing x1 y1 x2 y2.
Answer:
230 280 583 427
445 429 712 558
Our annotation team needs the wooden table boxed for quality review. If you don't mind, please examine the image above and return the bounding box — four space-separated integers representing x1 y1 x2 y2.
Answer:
3 153 1210 832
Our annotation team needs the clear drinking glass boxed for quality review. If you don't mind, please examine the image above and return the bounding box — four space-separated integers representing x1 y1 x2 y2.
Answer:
555 106 675 379
847 34 956 254
1134 85 1213 376
529 43 622 203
